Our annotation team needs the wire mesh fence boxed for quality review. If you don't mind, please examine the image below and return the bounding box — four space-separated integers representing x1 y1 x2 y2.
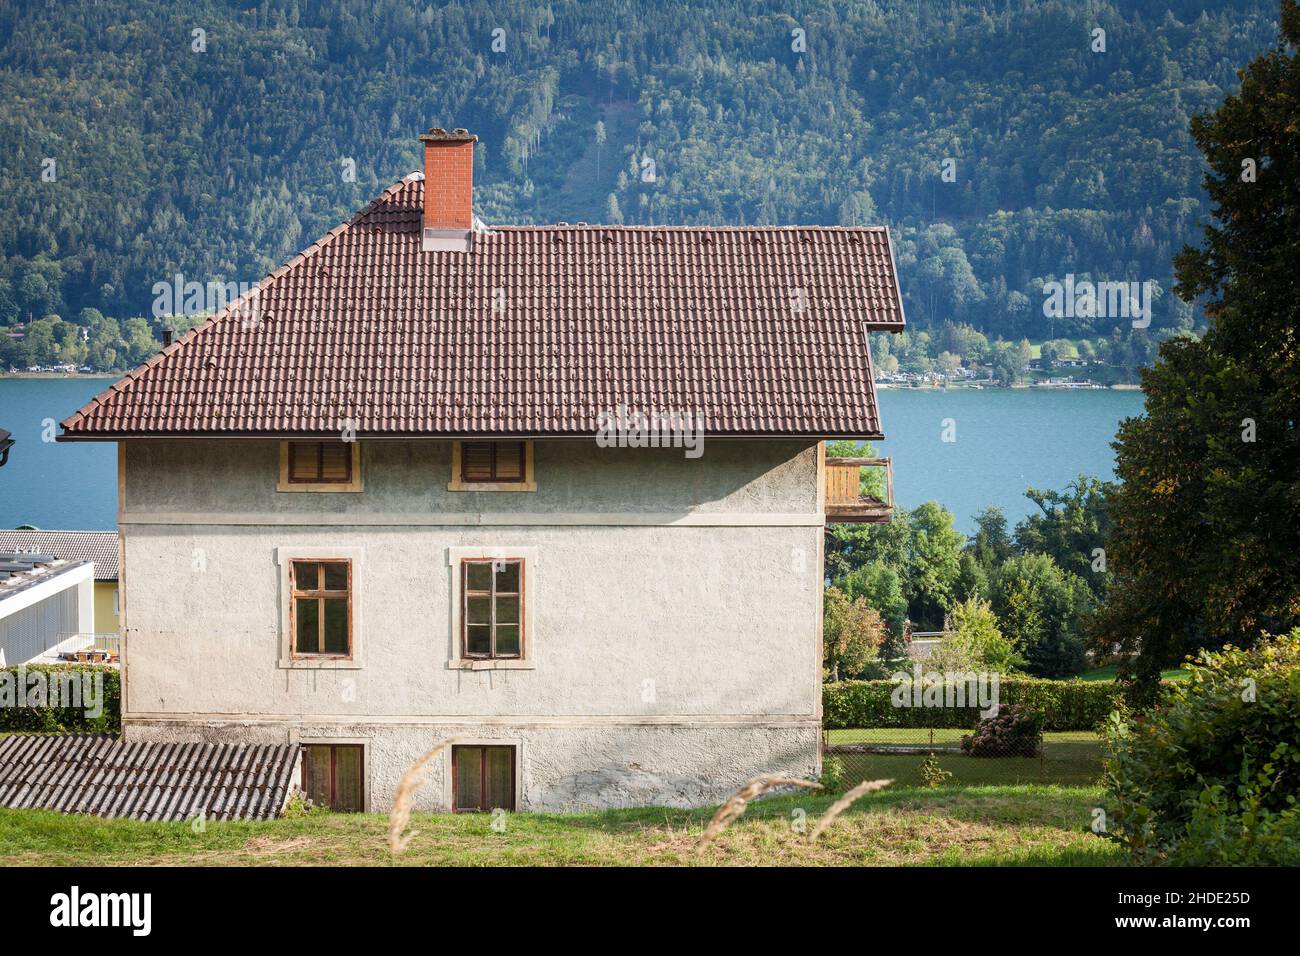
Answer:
822 727 1105 788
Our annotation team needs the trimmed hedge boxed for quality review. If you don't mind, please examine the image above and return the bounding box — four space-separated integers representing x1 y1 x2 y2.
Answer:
0 664 120 733
823 676 1124 732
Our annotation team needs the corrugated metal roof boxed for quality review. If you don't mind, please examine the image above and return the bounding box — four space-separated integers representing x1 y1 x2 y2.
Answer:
0 531 118 580
0 558 90 604
60 177 902 439
0 734 299 821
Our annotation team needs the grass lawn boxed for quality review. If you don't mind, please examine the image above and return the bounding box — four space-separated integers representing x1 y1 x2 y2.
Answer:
0 784 1120 867
825 730 1105 788
1079 664 1188 682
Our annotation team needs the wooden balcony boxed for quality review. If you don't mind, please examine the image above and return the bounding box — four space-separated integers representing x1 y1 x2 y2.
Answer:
825 456 894 524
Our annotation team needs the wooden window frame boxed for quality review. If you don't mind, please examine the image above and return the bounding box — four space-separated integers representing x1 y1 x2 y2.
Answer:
289 558 353 660
277 441 363 492
460 558 525 660
448 440 536 492
450 744 517 813
301 743 365 812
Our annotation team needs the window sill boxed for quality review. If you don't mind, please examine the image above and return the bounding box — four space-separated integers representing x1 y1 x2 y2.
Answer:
446 481 537 492
276 483 365 493
447 659 535 671
279 657 364 671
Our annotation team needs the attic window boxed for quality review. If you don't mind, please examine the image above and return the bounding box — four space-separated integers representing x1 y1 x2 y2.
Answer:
278 441 363 492
290 442 351 483
449 441 535 492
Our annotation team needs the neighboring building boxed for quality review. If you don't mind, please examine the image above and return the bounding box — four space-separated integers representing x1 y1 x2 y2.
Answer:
0 735 299 821
0 552 95 666
0 531 119 634
58 126 904 813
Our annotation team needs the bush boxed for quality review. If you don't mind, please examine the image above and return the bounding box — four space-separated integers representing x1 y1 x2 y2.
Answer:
1102 633 1300 865
931 596 1025 673
919 752 952 787
961 704 1044 757
820 755 846 793
0 665 120 733
823 586 886 680
824 676 1121 731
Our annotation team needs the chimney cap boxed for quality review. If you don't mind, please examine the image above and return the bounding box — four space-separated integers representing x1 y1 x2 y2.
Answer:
419 127 478 143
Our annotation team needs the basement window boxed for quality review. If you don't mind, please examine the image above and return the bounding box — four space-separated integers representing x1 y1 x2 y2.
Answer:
302 744 364 812
290 559 352 658
448 440 535 491
278 441 363 492
452 745 516 812
461 559 523 659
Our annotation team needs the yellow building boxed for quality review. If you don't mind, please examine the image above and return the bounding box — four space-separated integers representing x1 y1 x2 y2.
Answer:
0 530 118 635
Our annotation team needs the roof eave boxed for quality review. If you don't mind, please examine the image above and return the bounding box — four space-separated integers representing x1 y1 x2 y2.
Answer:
58 429 886 442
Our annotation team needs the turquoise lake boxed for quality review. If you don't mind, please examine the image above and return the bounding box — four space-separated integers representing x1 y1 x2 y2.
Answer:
0 378 1146 534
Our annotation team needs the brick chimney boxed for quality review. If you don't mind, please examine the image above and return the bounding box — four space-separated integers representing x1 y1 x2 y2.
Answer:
419 127 477 252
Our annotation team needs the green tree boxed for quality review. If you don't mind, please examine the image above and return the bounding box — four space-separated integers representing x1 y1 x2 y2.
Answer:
836 560 908 640
970 506 1013 569
121 317 159 365
1014 475 1113 597
1095 2 1300 700
22 317 58 365
823 586 886 681
932 596 1025 673
825 507 911 585
991 553 1090 677
906 501 965 629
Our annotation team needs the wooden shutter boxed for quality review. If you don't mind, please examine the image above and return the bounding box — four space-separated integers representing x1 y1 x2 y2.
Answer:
461 442 495 481
288 442 352 483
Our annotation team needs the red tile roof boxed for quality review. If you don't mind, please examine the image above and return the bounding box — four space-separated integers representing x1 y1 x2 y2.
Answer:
61 177 903 439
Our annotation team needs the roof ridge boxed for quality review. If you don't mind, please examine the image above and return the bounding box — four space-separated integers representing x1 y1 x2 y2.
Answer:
60 177 419 431
491 224 891 232
0 529 116 535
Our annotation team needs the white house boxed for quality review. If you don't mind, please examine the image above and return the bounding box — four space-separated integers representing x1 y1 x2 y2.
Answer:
58 127 905 813
0 552 95 666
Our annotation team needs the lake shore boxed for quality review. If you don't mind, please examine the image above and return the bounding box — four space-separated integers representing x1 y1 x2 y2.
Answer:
0 372 117 380
875 381 1141 391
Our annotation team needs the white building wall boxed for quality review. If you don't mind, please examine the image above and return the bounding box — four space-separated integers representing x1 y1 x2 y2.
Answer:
120 439 826 811
0 563 95 665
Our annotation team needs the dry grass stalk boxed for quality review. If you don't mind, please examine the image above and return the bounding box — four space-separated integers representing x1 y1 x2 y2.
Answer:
807 778 893 843
696 774 822 849
388 740 452 855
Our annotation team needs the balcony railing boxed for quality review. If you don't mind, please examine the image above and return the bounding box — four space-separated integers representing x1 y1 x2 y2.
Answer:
825 456 894 524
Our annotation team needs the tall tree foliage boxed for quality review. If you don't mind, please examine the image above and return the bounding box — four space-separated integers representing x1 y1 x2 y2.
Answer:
0 0 1282 342
1095 1 1300 697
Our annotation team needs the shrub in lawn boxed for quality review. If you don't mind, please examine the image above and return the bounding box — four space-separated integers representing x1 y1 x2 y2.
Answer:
1102 632 1300 866
820 755 846 793
919 752 952 788
961 704 1044 757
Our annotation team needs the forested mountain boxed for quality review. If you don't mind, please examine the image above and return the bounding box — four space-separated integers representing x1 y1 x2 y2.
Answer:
0 0 1280 369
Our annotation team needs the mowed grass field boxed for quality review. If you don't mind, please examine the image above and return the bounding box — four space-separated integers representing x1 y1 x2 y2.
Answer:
825 730 1105 787
1079 664 1188 682
0 784 1120 867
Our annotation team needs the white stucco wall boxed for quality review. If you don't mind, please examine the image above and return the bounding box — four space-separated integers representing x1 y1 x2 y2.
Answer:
119 439 826 810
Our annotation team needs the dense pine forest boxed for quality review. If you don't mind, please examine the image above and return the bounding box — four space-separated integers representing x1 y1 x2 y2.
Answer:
0 0 1280 372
